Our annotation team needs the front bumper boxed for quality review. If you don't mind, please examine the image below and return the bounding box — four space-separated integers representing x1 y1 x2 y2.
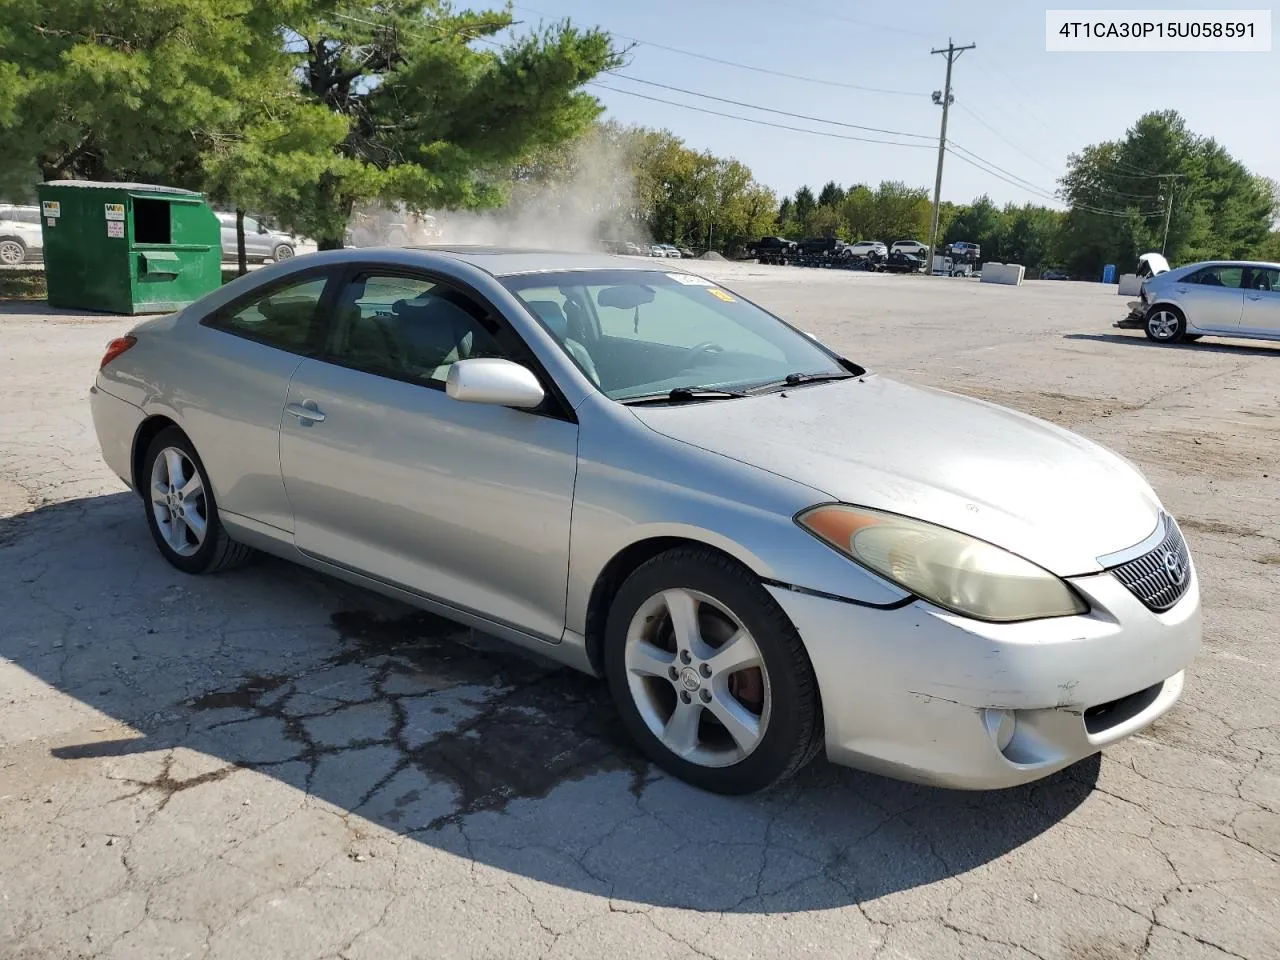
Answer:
768 565 1201 790
1116 299 1147 328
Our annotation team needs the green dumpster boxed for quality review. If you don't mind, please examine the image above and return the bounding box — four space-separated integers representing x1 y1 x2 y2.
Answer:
36 180 221 315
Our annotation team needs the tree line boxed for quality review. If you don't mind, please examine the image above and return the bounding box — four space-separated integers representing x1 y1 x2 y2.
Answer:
767 111 1276 275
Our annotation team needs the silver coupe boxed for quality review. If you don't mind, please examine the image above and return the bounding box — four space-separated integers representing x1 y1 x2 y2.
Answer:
90 248 1202 794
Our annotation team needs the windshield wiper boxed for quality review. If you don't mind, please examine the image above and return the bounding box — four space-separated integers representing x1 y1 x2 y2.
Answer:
746 371 856 393
622 386 749 406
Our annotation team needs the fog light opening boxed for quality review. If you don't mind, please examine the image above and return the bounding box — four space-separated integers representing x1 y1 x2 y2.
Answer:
982 708 1016 752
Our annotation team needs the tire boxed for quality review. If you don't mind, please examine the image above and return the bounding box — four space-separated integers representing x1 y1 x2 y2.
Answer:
0 237 26 265
141 427 254 575
1145 306 1186 343
272 244 295 262
603 547 823 795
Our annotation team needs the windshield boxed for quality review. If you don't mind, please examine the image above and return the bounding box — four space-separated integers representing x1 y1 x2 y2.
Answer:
502 269 855 402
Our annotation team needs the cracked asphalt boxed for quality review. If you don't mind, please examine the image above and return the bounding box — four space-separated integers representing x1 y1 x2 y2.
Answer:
1 267 1278 960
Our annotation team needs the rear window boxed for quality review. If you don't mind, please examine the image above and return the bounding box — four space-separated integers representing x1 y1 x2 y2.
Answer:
0 207 40 224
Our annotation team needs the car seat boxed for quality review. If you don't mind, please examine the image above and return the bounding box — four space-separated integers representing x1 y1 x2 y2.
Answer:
387 296 492 381
522 300 601 387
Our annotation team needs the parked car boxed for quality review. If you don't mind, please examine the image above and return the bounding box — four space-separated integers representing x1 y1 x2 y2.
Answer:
1040 268 1070 281
659 244 682 259
1118 259 1280 345
884 251 926 274
678 247 697 259
0 204 43 265
749 236 798 263
90 247 1201 795
216 213 297 263
890 240 928 258
844 240 888 260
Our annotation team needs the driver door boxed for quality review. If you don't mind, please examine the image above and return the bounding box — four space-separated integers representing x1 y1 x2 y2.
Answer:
278 268 579 641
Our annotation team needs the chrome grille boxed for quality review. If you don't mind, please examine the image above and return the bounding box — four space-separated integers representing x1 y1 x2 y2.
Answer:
1107 519 1192 612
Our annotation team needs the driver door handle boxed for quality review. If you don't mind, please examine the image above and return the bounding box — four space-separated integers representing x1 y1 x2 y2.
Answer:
285 401 325 424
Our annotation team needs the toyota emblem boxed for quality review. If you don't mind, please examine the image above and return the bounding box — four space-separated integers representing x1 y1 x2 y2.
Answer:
1162 549 1187 586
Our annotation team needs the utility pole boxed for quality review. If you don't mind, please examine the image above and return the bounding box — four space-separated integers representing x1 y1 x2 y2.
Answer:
927 39 975 274
1160 179 1175 255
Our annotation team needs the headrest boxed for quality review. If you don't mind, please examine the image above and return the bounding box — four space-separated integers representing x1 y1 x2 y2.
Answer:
524 300 568 338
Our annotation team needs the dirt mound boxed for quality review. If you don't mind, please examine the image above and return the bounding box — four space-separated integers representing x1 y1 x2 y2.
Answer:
699 251 727 261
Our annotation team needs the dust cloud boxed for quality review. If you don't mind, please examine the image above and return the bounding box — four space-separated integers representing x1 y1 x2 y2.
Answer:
347 130 650 252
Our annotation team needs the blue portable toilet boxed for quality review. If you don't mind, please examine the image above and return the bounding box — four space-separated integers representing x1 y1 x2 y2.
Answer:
1102 263 1117 284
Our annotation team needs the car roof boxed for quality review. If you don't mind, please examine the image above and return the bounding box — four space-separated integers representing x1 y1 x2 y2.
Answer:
401 245 661 277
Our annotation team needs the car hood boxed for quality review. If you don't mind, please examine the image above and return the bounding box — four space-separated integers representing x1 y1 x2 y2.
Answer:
629 375 1161 575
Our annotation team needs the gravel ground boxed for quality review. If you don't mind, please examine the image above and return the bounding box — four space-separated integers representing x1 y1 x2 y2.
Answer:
1 266 1278 960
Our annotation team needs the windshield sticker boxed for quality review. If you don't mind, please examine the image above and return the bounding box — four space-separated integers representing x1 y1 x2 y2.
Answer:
666 273 713 286
707 288 737 303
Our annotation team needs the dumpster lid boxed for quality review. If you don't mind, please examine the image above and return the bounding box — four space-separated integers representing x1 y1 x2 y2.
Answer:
140 251 181 262
40 180 202 197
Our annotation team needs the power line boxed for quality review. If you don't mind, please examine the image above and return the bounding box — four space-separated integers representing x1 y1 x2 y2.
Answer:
588 83 936 149
953 103 1059 174
945 148 1165 217
712 0 932 37
512 4 926 96
606 73 934 140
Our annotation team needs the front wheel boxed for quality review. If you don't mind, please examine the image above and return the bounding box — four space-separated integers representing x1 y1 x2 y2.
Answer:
142 427 254 574
603 547 822 794
272 244 295 262
1145 307 1186 343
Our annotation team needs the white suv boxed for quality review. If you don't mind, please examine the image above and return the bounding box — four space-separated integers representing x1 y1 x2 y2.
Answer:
891 240 928 257
0 204 43 265
844 240 888 259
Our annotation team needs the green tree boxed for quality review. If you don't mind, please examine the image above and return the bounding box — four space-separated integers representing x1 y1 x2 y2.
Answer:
792 185 817 229
0 0 300 187
1059 110 1276 276
817 180 845 208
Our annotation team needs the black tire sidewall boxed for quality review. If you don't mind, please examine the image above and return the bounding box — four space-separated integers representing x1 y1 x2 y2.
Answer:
603 551 818 794
141 428 226 574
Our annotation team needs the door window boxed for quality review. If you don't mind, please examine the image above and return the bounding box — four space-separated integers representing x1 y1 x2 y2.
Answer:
1244 267 1280 291
324 273 518 386
1186 266 1244 288
205 274 331 353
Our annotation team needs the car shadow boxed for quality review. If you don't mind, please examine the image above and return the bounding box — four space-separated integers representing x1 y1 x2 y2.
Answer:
1 493 1100 913
1066 332 1280 357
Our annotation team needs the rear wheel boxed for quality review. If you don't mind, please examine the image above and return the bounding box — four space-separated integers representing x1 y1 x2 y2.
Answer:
0 237 26 265
1145 307 1186 343
603 547 822 794
142 427 254 574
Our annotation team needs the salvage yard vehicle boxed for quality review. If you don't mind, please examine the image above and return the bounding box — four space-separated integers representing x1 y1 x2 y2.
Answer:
215 212 297 263
0 204 43 265
883 251 926 273
1118 259 1280 344
90 248 1201 795
844 240 888 260
890 240 928 258
748 235 798 264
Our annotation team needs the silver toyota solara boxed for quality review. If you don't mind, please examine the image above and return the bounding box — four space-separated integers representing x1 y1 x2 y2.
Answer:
90 247 1202 795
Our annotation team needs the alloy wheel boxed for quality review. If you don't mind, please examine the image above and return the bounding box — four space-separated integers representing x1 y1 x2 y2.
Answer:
623 588 772 768
149 446 209 557
0 240 25 265
274 245 295 261
1147 310 1180 340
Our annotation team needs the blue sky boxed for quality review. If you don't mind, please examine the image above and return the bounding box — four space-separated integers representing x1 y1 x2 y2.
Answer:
472 0 1277 209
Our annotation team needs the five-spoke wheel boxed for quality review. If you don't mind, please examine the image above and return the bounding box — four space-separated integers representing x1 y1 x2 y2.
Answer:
605 547 822 794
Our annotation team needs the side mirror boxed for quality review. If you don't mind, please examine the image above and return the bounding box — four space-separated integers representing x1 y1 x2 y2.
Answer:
446 358 545 409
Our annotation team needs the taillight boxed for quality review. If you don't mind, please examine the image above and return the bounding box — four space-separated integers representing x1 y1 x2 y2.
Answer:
100 336 137 370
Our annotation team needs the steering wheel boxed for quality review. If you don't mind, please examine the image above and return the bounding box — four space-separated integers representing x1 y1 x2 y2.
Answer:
677 341 724 369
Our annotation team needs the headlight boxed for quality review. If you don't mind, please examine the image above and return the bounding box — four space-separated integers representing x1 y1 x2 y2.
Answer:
796 504 1088 623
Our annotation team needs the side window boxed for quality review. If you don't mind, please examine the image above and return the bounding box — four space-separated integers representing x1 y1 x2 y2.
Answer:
1187 266 1244 288
1245 267 1279 292
206 274 330 353
325 273 516 386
